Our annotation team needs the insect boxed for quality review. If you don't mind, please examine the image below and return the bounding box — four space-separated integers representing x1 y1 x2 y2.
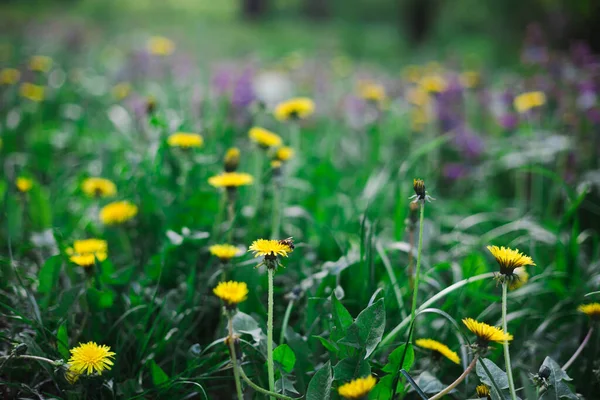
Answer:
278 237 295 250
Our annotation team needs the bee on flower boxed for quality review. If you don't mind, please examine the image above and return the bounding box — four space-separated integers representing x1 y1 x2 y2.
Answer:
338 375 377 399
274 97 315 121
248 238 294 270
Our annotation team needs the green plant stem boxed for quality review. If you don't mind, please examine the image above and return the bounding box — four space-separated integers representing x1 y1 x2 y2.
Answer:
502 282 518 400
238 365 294 400
429 355 479 400
409 202 425 324
562 327 593 370
0 355 57 364
267 268 275 398
279 299 294 345
271 181 281 239
228 317 244 400
252 148 264 217
379 272 495 349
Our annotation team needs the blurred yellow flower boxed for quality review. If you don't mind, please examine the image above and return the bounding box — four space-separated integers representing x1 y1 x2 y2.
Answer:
208 172 253 188
274 97 315 121
508 267 529 290
0 68 20 85
248 239 292 259
209 244 240 262
67 239 108 267
224 147 240 172
29 55 52 72
82 177 117 198
16 177 33 193
514 91 546 113
68 341 115 375
461 71 480 89
402 65 421 83
147 36 175 56
406 87 430 107
411 108 430 132
249 127 282 148
338 375 377 399
20 83 45 102
358 81 386 103
99 201 138 225
420 74 447 93
275 146 294 161
476 384 490 398
415 338 460 364
167 132 204 148
112 82 131 100
213 281 248 306
578 303 600 320
463 318 513 345
487 245 535 276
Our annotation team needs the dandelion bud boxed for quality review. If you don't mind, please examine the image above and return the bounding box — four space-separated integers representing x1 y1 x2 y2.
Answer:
413 179 426 199
224 148 240 172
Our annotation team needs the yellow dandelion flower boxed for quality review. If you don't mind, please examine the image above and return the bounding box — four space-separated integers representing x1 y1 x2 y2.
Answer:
29 55 52 72
508 267 529 290
167 132 204 149
19 83 45 102
0 68 20 85
275 146 294 161
67 239 108 267
578 303 600 320
65 366 80 384
249 127 282 148
147 36 175 56
463 318 513 345
16 177 33 193
224 147 240 172
112 82 131 100
406 87 430 107
338 375 377 399
68 342 115 376
208 172 253 188
82 177 117 198
415 338 460 364
248 239 293 261
274 97 315 121
487 245 535 276
358 81 386 103
476 384 491 398
99 201 138 225
210 244 240 262
420 74 447 93
213 281 249 306
271 160 282 170
514 91 546 113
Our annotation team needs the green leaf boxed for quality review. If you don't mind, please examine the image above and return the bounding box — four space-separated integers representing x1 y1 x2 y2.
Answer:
87 287 115 310
382 343 415 373
38 255 62 295
355 298 385 359
28 185 52 230
275 376 300 394
369 375 395 399
306 361 332 400
149 360 169 386
476 358 509 389
332 294 353 332
314 335 339 354
333 356 371 381
273 344 296 374
56 322 69 360
417 371 452 394
538 357 578 400
232 312 263 345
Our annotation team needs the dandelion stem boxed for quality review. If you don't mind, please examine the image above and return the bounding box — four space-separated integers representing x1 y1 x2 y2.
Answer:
409 202 425 324
280 299 294 345
562 327 594 370
502 282 518 400
238 365 294 400
408 228 415 290
429 354 479 400
228 317 244 400
267 268 276 398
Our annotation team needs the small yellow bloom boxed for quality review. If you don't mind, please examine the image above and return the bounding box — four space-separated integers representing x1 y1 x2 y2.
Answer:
476 384 491 398
19 83 45 102
210 244 240 262
147 36 175 56
274 97 315 121
420 74 447 93
508 267 529 290
0 68 20 85
67 239 108 267
578 303 600 320
68 342 115 376
249 127 282 148
112 82 131 100
16 177 33 193
208 172 253 188
82 177 117 198
271 160 282 170
514 91 546 113
224 147 240 172
338 375 377 399
99 201 138 225
167 132 204 149
406 87 430 107
415 338 460 364
275 146 294 161
358 81 386 103
248 239 292 259
29 55 52 72
213 281 249 306
65 366 80 384
487 245 535 276
463 318 513 345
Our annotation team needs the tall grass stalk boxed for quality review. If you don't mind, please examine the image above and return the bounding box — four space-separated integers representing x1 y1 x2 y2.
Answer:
562 327 593 370
502 282 518 400
279 299 294 345
409 202 425 323
267 268 275 398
